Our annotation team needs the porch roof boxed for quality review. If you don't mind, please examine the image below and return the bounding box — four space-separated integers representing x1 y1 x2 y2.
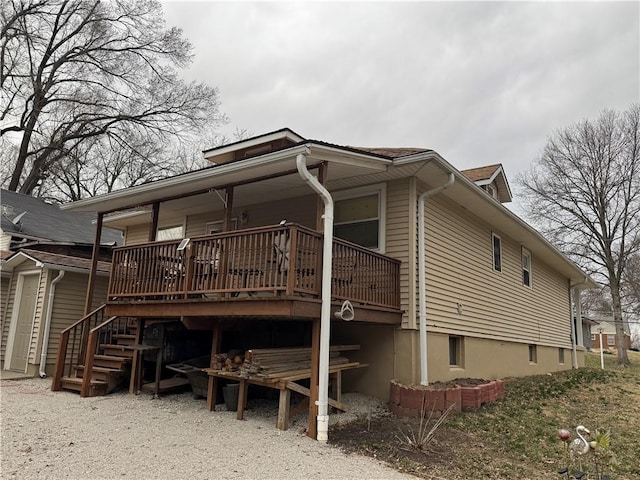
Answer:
60 129 595 289
3 249 111 275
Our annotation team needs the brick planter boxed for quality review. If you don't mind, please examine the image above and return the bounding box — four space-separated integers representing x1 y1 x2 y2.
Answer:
389 379 504 418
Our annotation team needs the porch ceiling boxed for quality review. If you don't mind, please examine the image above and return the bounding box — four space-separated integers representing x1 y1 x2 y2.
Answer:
61 144 391 216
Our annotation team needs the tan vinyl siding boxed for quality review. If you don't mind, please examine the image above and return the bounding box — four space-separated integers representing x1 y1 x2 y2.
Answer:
125 195 319 246
424 195 571 348
385 179 413 327
42 272 109 372
124 224 151 245
186 195 317 238
1 232 11 251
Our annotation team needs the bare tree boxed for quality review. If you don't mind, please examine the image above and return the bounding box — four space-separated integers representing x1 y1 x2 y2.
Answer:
519 105 640 366
1 0 225 195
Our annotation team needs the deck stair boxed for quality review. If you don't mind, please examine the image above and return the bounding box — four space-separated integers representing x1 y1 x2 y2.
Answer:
52 306 138 397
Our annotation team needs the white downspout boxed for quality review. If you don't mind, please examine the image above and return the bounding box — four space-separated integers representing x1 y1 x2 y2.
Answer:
39 270 65 378
296 151 333 443
418 173 455 385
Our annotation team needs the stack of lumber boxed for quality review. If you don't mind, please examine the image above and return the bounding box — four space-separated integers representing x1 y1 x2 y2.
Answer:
240 345 359 378
211 351 245 372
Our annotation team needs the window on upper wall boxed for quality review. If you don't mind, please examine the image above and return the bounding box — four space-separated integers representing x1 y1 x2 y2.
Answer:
607 335 615 346
492 233 502 272
522 247 532 287
591 334 596 341
206 219 237 234
334 185 385 251
157 225 184 240
449 336 464 367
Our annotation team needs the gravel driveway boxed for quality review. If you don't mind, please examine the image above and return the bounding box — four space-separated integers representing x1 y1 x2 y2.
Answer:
1 378 414 480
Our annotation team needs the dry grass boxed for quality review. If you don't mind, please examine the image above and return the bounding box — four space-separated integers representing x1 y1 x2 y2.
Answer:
330 350 640 479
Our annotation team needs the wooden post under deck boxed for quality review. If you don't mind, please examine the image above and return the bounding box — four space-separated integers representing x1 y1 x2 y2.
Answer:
207 321 222 411
83 212 103 315
307 317 320 439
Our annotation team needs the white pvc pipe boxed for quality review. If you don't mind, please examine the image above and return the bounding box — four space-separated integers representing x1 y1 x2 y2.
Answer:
296 151 334 443
417 173 454 385
569 289 578 369
598 329 604 369
39 270 65 378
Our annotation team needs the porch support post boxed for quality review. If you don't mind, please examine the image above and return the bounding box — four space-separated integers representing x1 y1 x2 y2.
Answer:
207 321 222 411
149 201 160 241
316 163 327 232
307 317 320 439
84 212 103 315
224 187 234 231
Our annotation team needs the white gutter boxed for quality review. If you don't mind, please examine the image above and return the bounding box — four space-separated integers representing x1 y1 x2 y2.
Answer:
418 173 455 385
39 270 65 377
296 150 334 443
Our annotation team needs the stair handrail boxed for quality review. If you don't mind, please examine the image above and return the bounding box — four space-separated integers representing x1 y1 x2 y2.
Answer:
80 314 120 397
52 305 107 391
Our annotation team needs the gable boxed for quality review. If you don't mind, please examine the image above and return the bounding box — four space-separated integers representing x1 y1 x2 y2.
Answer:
460 164 512 203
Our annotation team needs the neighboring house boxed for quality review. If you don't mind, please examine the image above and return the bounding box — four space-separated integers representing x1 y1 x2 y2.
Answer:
54 128 595 437
0 190 121 377
589 318 632 350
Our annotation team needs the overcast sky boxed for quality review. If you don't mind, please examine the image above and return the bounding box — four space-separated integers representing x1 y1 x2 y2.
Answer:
161 1 639 210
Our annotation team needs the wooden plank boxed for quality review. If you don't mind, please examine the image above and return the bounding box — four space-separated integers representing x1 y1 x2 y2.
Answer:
277 388 291 430
141 377 189 393
286 381 347 412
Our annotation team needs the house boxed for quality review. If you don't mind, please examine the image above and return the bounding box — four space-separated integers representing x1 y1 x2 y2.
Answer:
589 318 632 350
53 128 595 439
0 189 121 377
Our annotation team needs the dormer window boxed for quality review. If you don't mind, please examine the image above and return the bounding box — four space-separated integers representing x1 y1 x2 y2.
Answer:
485 184 498 199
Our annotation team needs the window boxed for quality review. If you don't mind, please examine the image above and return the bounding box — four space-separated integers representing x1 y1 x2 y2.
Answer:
206 219 237 234
528 344 537 363
485 184 497 200
521 247 532 287
157 225 184 240
607 335 615 346
334 185 385 251
558 348 565 364
449 336 463 367
492 233 502 272
591 334 595 341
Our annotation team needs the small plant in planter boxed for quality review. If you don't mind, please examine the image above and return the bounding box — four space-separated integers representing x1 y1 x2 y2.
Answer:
556 426 617 479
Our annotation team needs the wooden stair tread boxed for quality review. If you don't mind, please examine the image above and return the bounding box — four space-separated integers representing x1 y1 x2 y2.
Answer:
61 376 107 385
76 365 124 374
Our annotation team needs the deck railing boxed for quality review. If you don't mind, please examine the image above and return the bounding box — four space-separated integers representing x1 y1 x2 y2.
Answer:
108 223 400 309
51 305 107 391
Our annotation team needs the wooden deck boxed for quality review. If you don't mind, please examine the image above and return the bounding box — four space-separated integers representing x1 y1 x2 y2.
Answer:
106 223 402 323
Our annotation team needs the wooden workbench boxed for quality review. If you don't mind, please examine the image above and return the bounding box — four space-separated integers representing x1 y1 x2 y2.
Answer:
203 362 367 430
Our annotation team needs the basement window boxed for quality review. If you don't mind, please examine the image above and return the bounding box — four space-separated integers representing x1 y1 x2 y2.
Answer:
558 348 565 364
449 336 464 367
528 344 537 363
492 233 502 272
